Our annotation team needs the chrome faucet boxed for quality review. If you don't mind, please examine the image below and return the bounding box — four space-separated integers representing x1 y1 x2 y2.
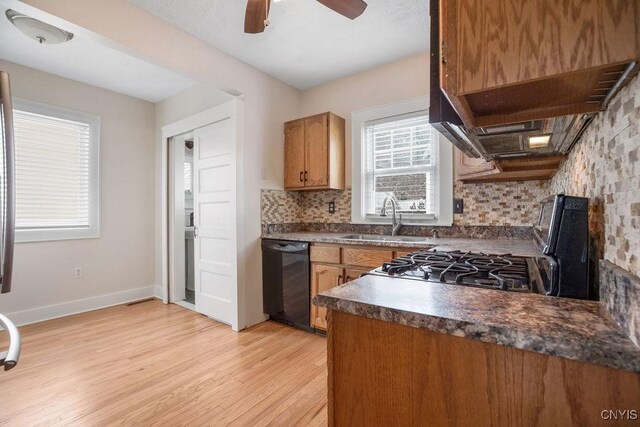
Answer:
380 197 402 236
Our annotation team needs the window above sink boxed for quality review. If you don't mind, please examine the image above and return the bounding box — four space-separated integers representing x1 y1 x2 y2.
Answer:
351 97 454 226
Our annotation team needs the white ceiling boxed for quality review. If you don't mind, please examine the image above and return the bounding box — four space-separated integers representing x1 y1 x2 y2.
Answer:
0 6 196 103
128 0 429 90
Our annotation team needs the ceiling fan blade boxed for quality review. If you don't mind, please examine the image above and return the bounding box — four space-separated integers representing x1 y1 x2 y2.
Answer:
245 0 271 33
316 0 367 19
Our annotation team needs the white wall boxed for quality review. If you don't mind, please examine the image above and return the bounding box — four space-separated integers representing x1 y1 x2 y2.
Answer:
18 0 303 328
0 60 156 324
299 52 429 185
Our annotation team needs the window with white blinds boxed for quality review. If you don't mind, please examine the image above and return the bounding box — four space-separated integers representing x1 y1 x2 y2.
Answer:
13 99 100 242
363 113 438 218
352 98 453 226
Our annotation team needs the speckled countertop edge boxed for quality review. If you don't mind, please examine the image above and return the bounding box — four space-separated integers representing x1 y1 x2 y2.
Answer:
262 232 543 257
313 276 640 373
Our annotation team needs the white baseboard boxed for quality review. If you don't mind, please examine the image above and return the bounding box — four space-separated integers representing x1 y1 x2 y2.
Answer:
153 284 163 299
3 286 157 326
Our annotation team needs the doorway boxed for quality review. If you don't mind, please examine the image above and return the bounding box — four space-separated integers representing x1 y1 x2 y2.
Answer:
162 100 245 331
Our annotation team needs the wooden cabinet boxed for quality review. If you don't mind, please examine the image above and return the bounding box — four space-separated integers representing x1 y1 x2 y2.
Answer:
438 0 640 128
283 120 305 189
284 112 345 191
310 263 343 330
455 148 566 183
309 244 416 330
344 268 370 284
328 310 640 426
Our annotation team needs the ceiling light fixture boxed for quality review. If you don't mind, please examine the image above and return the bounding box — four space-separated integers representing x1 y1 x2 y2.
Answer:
528 134 551 148
5 9 74 45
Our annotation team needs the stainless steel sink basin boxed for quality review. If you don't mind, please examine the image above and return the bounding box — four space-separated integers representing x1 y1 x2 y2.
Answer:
341 234 387 241
341 234 431 243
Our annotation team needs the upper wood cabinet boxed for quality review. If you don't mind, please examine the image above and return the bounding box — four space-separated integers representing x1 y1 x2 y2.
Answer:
284 112 345 191
439 0 640 128
455 148 565 183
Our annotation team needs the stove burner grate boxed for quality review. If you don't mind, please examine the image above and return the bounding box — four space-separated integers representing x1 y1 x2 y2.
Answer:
377 249 531 292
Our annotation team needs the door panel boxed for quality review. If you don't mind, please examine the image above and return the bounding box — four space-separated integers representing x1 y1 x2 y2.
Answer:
304 114 328 187
194 118 237 328
311 263 342 330
284 120 305 189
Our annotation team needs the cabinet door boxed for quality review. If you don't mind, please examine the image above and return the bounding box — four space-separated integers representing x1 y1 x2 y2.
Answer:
455 148 496 180
304 114 329 187
310 264 343 330
344 268 370 284
284 120 305 189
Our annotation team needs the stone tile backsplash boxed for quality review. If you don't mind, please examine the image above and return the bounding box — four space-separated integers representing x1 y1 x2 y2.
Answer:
453 181 550 226
262 181 547 228
549 73 640 279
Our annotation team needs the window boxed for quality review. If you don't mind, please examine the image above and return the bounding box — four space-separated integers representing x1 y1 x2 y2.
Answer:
13 99 100 242
352 98 453 225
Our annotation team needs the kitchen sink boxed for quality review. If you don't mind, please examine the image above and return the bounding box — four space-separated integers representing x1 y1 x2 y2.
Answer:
341 234 431 243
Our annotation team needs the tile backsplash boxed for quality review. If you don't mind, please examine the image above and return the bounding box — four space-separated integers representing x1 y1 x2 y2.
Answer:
452 181 549 226
261 183 547 228
549 72 640 279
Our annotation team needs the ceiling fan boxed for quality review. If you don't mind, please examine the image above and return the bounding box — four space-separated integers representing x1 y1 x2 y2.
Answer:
244 0 368 33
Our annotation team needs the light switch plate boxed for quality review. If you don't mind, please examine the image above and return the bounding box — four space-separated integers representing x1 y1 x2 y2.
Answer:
453 199 464 214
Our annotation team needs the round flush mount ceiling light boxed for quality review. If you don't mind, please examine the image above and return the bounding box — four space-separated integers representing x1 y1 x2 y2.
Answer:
5 9 74 45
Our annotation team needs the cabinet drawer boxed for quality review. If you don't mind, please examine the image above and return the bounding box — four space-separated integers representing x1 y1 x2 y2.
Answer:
310 245 341 264
343 248 394 268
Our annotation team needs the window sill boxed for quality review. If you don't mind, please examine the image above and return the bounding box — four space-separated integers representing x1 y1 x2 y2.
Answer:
16 229 100 244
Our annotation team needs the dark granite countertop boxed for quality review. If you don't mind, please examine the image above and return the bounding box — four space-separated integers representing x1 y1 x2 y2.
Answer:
313 275 640 372
262 232 542 257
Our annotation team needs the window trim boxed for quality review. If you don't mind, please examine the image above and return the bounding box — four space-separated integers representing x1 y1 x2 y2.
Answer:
13 98 101 243
351 97 453 226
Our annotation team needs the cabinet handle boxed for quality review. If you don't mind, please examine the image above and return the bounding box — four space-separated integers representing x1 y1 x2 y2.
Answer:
337 275 343 286
304 171 308 182
441 40 446 64
299 171 304 182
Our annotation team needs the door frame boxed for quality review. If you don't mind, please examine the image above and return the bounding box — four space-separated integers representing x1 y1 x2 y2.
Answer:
168 131 193 308
160 99 246 331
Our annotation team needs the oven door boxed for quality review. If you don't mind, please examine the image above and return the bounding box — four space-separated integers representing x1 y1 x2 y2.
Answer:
534 195 564 255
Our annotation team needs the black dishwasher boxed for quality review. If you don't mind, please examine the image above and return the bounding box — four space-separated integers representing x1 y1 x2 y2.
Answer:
262 239 312 331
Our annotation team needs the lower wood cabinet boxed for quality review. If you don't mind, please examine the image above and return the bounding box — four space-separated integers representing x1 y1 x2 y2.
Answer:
310 263 343 330
344 268 370 284
310 244 412 330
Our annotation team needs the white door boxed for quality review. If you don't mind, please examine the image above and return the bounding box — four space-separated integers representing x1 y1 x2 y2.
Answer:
193 117 237 329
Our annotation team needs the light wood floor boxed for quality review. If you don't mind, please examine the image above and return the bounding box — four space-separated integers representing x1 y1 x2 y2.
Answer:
0 300 328 426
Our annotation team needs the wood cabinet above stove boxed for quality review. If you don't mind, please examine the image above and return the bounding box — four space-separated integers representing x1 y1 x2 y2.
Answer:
437 0 640 129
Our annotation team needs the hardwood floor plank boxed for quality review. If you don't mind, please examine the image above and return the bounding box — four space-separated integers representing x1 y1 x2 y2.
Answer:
0 300 328 425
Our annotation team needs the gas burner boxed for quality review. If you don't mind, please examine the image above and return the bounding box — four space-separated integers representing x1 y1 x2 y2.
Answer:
373 249 533 293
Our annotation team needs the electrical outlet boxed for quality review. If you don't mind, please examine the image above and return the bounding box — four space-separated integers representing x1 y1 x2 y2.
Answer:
73 267 83 279
328 200 336 214
453 199 464 214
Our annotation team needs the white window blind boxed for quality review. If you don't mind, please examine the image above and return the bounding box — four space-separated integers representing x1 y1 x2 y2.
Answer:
363 112 439 218
12 99 100 242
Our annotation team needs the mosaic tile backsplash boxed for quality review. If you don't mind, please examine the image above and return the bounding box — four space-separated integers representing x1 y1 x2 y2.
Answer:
261 181 547 228
549 73 640 279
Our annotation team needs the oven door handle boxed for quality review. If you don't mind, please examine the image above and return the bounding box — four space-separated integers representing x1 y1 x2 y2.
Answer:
0 313 20 370
545 256 560 296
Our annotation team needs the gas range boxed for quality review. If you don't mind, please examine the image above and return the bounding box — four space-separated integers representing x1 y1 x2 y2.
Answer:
370 249 544 294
